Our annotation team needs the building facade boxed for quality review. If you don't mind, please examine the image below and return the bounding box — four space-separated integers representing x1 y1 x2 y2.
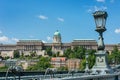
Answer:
66 59 81 70
0 30 120 58
51 57 67 68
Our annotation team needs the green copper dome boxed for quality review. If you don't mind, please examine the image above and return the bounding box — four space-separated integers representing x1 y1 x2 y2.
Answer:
54 30 61 37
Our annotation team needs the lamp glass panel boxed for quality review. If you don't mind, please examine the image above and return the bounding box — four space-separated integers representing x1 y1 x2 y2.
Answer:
102 18 106 27
95 17 103 27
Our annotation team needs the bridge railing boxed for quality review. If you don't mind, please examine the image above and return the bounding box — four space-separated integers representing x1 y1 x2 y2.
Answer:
62 73 120 80
1 72 120 80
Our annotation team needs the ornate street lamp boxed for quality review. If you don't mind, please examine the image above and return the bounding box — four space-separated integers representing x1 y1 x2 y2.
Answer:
91 11 113 75
93 11 108 50
94 11 107 31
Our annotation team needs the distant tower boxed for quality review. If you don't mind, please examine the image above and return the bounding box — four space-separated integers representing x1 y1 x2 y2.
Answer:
53 30 62 43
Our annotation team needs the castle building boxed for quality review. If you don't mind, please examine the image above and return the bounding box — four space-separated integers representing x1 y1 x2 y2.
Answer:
0 30 120 58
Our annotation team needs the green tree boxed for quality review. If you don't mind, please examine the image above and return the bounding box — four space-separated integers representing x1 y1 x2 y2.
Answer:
111 46 120 65
46 47 52 56
30 51 36 57
0 66 8 72
37 57 51 70
79 49 96 70
56 51 60 57
79 59 86 70
26 65 38 71
27 57 52 71
52 53 56 57
4 56 10 60
64 47 96 70
64 47 86 59
87 50 96 69
20 52 24 59
13 50 20 58
69 53 76 58
107 53 114 64
74 47 86 59
64 48 73 58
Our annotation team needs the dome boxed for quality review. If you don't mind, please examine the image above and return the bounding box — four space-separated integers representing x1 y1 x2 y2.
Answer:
54 30 61 37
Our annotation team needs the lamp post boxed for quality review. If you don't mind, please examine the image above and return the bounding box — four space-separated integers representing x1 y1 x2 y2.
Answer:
93 11 107 50
85 53 89 74
91 11 113 75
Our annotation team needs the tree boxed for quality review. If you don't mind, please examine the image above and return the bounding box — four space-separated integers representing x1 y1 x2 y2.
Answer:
87 50 96 69
37 57 51 70
46 47 52 56
79 49 96 70
79 59 86 70
107 53 114 64
111 46 120 65
27 57 52 71
4 56 10 60
64 47 86 59
13 50 20 58
20 52 24 59
30 51 36 57
56 51 60 57
64 48 72 58
52 54 56 57
64 47 96 70
0 66 8 72
69 52 76 58
73 47 86 59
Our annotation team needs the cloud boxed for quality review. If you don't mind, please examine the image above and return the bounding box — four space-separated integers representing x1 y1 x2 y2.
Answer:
96 0 105 3
87 9 92 13
38 15 48 20
47 36 52 41
115 28 120 34
87 6 107 13
0 36 9 42
12 38 19 42
0 31 19 43
42 40 47 43
94 6 107 11
57 17 64 22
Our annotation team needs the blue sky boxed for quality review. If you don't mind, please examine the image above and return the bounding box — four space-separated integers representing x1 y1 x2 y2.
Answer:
0 0 120 44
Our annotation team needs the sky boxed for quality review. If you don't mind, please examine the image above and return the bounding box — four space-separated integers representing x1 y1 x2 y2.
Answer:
0 0 120 44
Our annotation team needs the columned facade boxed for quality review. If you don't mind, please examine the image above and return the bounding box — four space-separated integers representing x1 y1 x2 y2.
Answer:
0 31 119 58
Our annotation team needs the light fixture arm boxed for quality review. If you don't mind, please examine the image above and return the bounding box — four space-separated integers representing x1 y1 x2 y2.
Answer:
97 31 105 50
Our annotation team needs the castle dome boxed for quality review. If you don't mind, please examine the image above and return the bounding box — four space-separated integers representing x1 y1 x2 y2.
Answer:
53 30 62 43
54 30 61 37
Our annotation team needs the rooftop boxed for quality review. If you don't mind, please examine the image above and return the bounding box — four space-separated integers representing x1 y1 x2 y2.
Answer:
18 39 42 42
54 30 61 37
73 39 96 42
